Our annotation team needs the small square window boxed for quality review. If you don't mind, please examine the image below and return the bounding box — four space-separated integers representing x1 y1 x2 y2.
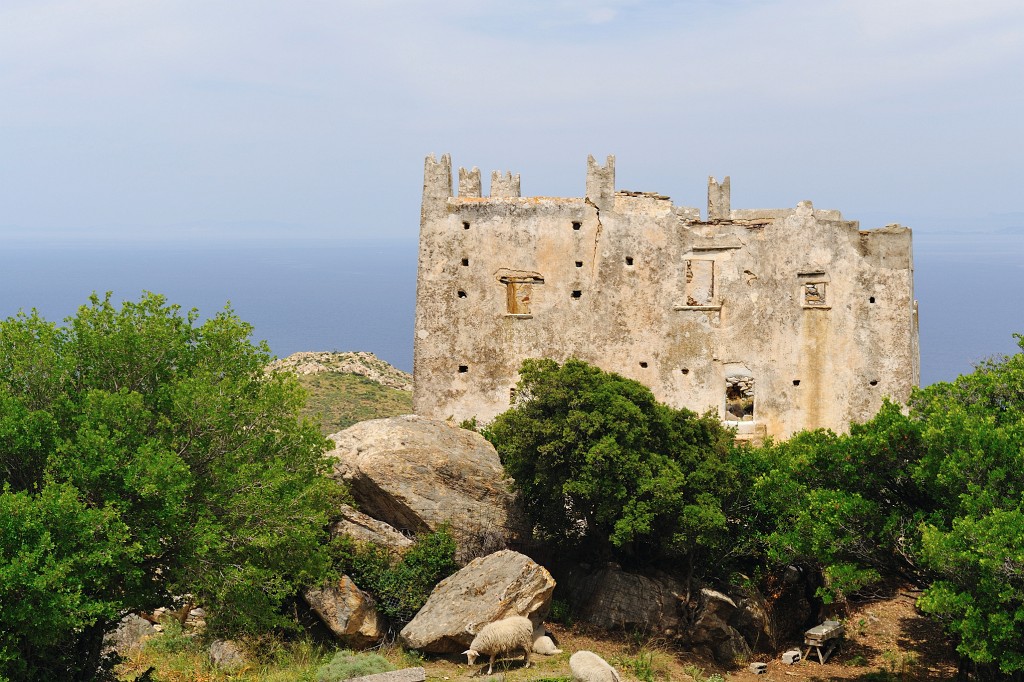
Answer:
626 257 634 266
803 282 826 306
458 365 468 373
461 258 469 267
572 221 582 230
462 221 470 230
571 290 582 299
575 261 583 268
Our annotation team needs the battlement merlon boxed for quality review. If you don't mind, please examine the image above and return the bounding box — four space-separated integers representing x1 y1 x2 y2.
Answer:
422 153 453 218
708 176 731 221
491 171 521 198
586 154 616 211
458 167 482 198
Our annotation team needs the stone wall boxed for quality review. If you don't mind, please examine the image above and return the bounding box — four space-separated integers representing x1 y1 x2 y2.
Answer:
413 154 919 440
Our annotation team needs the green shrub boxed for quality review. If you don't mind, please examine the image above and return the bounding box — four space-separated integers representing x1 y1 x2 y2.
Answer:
141 619 197 655
0 293 341 681
548 598 574 625
333 526 458 627
316 650 394 682
486 358 738 570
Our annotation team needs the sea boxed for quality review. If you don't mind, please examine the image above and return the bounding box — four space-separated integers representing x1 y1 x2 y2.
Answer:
1 233 1021 386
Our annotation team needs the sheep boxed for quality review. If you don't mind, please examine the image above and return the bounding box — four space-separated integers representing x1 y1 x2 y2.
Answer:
463 615 533 674
532 625 563 655
569 650 621 682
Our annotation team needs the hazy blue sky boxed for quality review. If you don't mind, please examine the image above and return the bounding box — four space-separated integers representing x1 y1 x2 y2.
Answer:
2 0 1022 244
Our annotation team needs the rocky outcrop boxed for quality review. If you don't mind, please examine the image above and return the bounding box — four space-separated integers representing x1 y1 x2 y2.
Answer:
563 564 686 634
562 563 770 664
687 589 752 663
399 550 555 653
104 614 158 656
326 415 523 561
268 351 412 391
331 503 414 553
304 576 387 647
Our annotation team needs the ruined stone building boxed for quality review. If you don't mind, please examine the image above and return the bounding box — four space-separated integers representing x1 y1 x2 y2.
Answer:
413 154 919 440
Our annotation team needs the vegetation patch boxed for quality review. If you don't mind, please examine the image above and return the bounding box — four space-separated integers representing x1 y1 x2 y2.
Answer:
295 371 413 434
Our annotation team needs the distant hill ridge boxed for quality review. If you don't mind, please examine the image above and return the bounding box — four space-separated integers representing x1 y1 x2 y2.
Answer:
269 351 412 392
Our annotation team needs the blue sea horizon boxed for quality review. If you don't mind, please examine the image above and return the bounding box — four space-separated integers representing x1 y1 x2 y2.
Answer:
1 232 1021 387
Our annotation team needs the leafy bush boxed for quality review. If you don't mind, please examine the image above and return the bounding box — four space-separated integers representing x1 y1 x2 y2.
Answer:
741 334 1024 676
333 526 459 627
316 650 394 682
486 358 739 571
0 293 341 681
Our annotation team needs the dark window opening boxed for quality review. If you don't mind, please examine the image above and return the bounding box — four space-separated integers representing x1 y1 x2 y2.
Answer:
681 368 690 375
572 221 582 230
462 221 470 230
458 365 468 373
626 256 634 265
461 258 469 266
457 290 467 299
869 379 879 386
639 361 648 368
509 387 518 404
793 379 801 386
575 261 583 268
726 376 755 421
571 290 582 299
869 296 876 303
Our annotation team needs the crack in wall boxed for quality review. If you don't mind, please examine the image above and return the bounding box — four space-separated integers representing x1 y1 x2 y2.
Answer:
585 198 604 277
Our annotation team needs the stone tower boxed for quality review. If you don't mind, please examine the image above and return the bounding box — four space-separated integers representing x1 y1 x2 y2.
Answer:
413 154 919 440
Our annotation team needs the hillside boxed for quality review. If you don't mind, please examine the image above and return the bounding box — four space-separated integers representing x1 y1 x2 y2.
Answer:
269 351 413 434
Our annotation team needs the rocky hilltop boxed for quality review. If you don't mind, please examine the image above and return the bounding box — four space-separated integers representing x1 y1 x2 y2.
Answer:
268 351 412 392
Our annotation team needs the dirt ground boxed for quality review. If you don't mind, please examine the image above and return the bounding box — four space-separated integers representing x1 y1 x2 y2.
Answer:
415 589 958 681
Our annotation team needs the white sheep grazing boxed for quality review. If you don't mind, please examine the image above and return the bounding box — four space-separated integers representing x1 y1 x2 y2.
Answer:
463 615 533 674
569 650 621 682
532 625 563 655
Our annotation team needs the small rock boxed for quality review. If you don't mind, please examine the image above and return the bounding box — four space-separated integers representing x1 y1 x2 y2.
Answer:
210 640 246 670
348 668 426 682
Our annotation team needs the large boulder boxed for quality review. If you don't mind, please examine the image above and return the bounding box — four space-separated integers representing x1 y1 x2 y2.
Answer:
332 503 414 553
304 576 387 647
327 415 522 560
399 550 555 653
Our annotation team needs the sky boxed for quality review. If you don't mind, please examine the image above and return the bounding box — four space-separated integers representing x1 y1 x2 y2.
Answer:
2 0 1022 244
1 0 1023 377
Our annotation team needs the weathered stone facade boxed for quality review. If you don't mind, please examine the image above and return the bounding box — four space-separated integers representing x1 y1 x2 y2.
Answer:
414 154 919 440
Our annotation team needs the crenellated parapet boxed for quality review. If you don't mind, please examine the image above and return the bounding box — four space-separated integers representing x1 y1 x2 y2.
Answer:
490 171 521 198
